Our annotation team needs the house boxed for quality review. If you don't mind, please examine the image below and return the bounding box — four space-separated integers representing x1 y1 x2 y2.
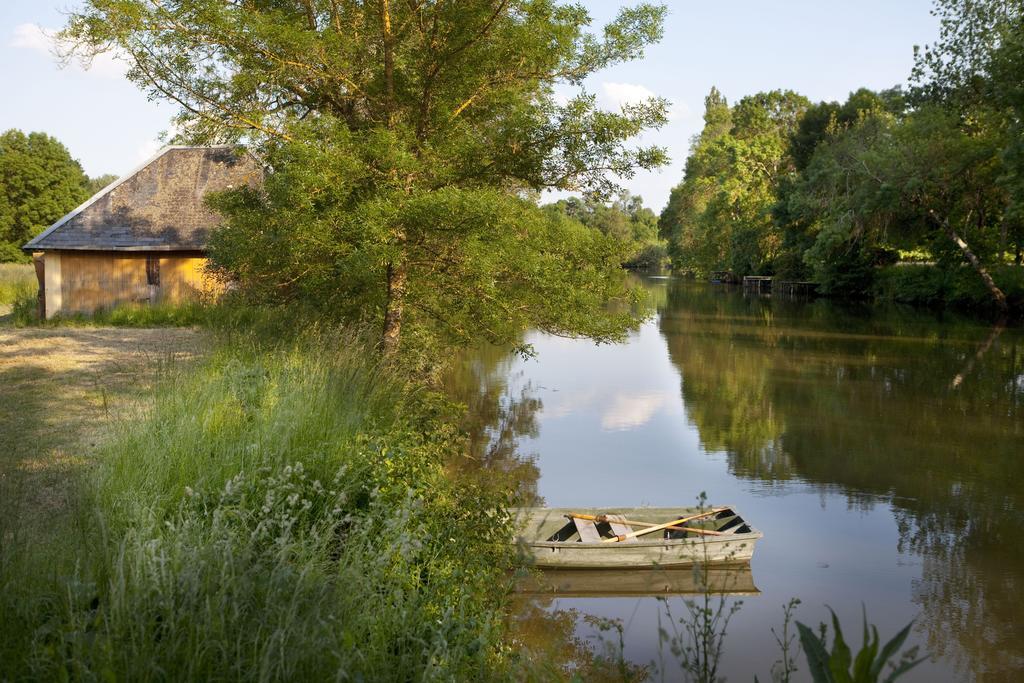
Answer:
23 145 262 319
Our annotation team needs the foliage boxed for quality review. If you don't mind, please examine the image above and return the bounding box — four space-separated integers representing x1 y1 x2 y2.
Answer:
0 331 522 680
910 0 1022 108
86 172 118 195
207 144 643 360
658 0 1024 313
63 0 670 354
659 88 810 277
544 192 668 270
875 263 1024 312
796 608 926 683
0 129 90 261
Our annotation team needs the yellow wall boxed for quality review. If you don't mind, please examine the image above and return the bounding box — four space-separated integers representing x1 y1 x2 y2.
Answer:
50 251 220 317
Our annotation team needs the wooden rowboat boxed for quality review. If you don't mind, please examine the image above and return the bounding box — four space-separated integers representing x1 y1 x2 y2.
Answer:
513 506 762 569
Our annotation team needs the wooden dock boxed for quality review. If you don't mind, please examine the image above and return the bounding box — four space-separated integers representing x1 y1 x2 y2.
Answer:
775 281 818 297
742 277 819 298
742 276 772 294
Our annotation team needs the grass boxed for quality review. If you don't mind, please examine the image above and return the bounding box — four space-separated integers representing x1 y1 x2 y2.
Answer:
0 262 36 308
0 325 206 531
0 328 522 681
13 299 214 327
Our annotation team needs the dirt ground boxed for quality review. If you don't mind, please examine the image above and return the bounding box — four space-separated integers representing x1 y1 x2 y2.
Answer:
0 325 206 522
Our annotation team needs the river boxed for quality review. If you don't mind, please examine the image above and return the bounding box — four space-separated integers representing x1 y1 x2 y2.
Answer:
450 276 1024 681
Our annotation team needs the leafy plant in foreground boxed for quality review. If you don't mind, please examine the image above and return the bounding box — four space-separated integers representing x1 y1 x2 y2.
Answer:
796 608 927 683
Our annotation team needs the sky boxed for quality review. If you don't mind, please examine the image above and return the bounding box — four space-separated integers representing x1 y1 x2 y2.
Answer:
0 1 940 212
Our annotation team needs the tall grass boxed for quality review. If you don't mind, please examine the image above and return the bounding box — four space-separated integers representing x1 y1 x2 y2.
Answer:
16 300 212 327
0 262 36 307
0 330 519 680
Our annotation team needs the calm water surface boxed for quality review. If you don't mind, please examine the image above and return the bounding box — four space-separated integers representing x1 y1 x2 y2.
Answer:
450 277 1024 681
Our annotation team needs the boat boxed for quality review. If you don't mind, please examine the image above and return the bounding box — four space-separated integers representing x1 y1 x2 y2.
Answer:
513 506 762 569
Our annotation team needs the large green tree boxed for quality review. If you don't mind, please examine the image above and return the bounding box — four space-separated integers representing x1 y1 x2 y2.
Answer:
912 0 1024 269
63 1 669 354
0 130 90 262
658 88 809 277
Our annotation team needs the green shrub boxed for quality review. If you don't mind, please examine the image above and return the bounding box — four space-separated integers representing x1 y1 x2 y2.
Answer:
0 332 519 680
875 264 1024 313
10 288 39 325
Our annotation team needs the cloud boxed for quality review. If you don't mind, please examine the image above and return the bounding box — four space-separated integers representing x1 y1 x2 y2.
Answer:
11 23 51 52
598 81 689 121
601 392 671 431
543 388 600 419
10 23 127 79
599 81 657 110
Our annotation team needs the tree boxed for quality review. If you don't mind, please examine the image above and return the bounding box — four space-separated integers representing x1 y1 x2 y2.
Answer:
0 130 89 262
911 0 1024 267
783 99 1010 306
544 191 665 269
910 0 1022 108
658 87 733 274
63 1 670 354
780 107 901 295
87 173 119 195
658 89 809 277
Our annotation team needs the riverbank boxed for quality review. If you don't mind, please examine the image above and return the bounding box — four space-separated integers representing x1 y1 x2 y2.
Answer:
0 326 525 680
874 264 1024 316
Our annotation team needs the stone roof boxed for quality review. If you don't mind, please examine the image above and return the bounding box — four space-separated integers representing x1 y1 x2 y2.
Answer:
24 146 263 252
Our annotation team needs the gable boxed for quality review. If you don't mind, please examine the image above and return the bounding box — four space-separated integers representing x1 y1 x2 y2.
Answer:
25 146 262 252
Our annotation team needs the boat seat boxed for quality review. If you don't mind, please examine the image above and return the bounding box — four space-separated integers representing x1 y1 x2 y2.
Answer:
605 514 638 542
574 518 602 543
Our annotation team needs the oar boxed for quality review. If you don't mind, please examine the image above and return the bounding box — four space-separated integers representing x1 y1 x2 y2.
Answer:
565 512 726 537
598 508 728 543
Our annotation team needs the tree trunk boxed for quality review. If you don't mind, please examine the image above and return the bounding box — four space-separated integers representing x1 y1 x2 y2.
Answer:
931 210 1008 313
381 261 407 355
999 219 1008 263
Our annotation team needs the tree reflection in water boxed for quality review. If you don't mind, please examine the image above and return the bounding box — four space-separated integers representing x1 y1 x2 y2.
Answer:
659 281 1024 680
443 341 544 505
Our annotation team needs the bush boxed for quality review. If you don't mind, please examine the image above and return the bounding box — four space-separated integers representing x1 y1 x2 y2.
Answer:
875 264 1024 314
0 332 519 680
10 288 39 325
806 232 876 298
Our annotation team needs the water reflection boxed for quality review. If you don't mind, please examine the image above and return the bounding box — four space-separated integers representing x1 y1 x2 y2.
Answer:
518 565 760 597
444 341 543 504
450 278 1024 681
658 282 1024 679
